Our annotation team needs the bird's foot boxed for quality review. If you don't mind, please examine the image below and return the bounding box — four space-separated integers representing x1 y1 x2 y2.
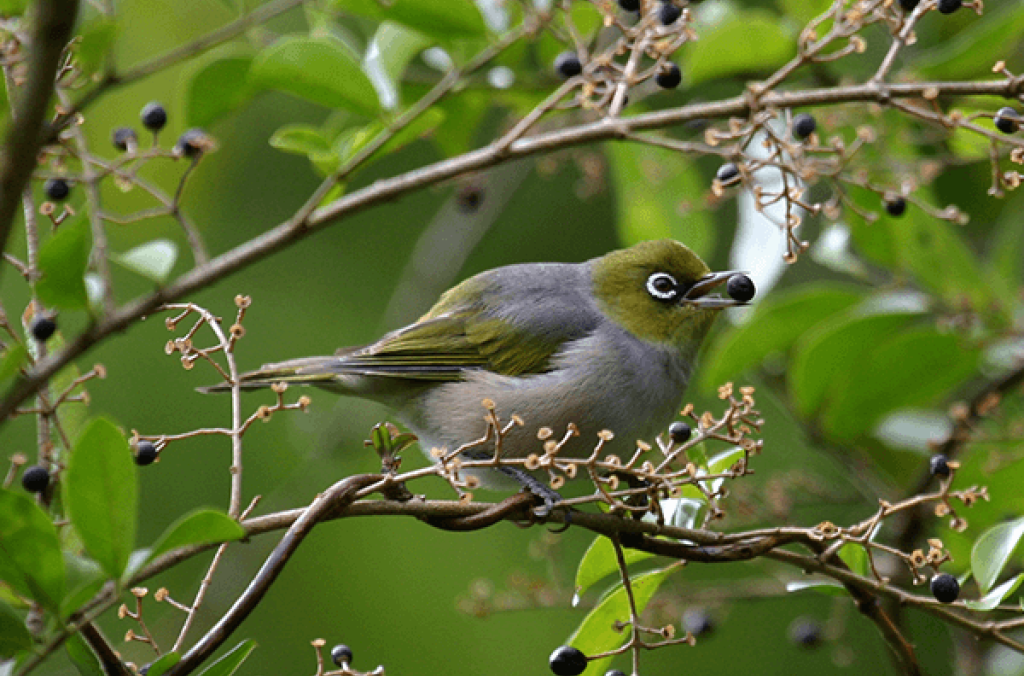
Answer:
496 465 565 520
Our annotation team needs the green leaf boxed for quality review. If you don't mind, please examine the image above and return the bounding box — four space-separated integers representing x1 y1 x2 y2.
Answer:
76 18 119 75
65 418 137 580
681 9 795 86
574 537 657 600
36 216 91 310
570 566 677 676
822 328 980 441
145 509 246 565
183 48 255 128
0 489 66 611
328 0 487 39
971 517 1024 595
964 573 1024 612
916 3 1024 80
197 639 256 676
363 21 432 110
110 240 178 284
0 0 29 16
986 196 1024 314
699 284 864 392
269 124 333 156
60 554 105 621
146 652 182 676
66 632 103 676
839 543 869 577
0 344 27 387
606 142 713 260
249 36 378 115
336 107 445 170
0 597 32 657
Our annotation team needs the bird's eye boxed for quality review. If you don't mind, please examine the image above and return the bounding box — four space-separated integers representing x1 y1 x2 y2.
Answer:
646 272 678 301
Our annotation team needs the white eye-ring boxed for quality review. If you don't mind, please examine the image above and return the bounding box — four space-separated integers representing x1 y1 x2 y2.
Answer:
646 272 678 301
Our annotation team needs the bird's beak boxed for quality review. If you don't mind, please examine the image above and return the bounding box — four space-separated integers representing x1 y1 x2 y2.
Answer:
682 271 749 307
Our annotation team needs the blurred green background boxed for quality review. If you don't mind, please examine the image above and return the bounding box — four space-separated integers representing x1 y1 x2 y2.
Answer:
4 0 1024 674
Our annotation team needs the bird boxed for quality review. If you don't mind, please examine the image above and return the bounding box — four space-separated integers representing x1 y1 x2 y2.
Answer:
205 239 751 509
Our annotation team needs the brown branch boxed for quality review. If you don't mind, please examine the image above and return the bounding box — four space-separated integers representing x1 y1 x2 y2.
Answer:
78 621 131 676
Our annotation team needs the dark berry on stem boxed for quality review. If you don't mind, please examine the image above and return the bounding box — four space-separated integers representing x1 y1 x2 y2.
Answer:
140 102 168 131
716 162 740 185
175 129 208 158
113 127 138 151
655 62 682 89
135 441 159 466
554 52 582 79
792 113 817 140
30 316 57 341
994 107 1020 134
669 421 692 444
658 2 682 25
727 274 756 302
617 0 639 10
21 465 50 493
682 608 715 636
929 454 950 477
330 645 353 667
44 178 70 201
884 196 907 217
789 618 823 648
899 0 920 11
937 0 961 13
549 646 587 676
931 573 960 603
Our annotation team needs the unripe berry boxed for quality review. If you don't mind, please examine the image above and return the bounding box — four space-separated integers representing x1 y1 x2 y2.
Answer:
44 178 70 202
669 421 692 444
929 454 950 477
135 441 158 466
21 465 50 493
884 196 907 217
715 162 740 186
657 2 682 25
549 646 587 676
330 644 353 667
655 62 682 89
931 573 960 603
727 274 756 303
140 102 168 132
554 52 582 79
994 107 1020 134
30 316 57 341
792 113 817 140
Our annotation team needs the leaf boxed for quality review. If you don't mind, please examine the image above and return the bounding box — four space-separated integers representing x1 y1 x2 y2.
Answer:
0 344 27 387
821 328 980 441
328 0 487 39
964 573 1024 612
66 632 103 676
570 567 676 676
971 517 1024 595
574 537 657 601
0 0 29 16
75 18 119 75
269 125 333 156
698 284 864 392
606 142 713 260
65 418 137 580
335 108 445 173
145 509 246 565
146 652 182 676
839 543 869 577
363 21 432 110
916 3 1024 80
681 9 795 86
36 216 91 310
249 36 378 115
59 554 105 621
110 240 178 283
0 597 31 657
0 489 66 611
197 639 256 676
183 48 255 128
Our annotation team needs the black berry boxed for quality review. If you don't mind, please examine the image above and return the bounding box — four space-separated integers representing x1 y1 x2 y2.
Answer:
330 644 353 667
682 608 715 636
668 421 692 444
140 102 168 132
994 107 1020 134
174 129 209 158
21 465 50 494
617 0 639 10
113 127 138 152
792 113 817 140
655 62 682 89
715 162 740 185
135 441 159 466
30 316 57 341
727 274 756 302
788 618 823 648
884 196 907 217
658 2 682 25
937 0 961 13
929 454 950 477
549 646 587 676
930 573 960 603
554 52 582 79
44 178 70 202
456 184 485 213
899 0 920 11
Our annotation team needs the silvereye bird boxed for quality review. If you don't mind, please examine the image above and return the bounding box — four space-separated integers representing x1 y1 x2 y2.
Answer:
209 239 750 506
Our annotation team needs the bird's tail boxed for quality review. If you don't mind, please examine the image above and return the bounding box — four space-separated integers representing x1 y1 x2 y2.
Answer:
197 356 343 394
